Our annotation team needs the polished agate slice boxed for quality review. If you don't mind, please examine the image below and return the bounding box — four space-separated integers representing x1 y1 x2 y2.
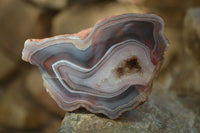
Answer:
22 14 168 119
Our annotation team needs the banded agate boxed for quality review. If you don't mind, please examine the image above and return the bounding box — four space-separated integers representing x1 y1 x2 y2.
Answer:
22 14 168 119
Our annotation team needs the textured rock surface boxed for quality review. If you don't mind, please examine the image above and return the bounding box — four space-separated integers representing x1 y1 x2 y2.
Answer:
170 60 200 96
145 0 200 8
158 54 200 116
68 0 104 4
42 118 61 133
162 28 182 70
0 51 16 80
155 14 200 115
26 68 65 116
0 0 14 8
184 8 200 62
145 0 200 28
155 8 200 97
52 3 146 35
0 0 41 61
59 87 200 133
0 78 50 129
117 0 144 4
27 0 68 10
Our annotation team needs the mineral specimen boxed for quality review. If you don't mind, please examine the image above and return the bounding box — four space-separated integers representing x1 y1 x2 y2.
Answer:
22 14 168 119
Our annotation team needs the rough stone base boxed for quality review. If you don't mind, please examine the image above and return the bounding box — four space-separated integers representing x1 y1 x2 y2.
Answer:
58 87 200 133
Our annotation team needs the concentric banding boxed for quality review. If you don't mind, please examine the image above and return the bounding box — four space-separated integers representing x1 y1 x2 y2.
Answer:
22 13 168 119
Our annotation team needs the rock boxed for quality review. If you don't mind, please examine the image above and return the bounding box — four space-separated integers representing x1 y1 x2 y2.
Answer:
152 11 200 117
0 77 50 129
177 94 200 116
156 27 186 92
155 59 200 116
117 0 144 5
144 0 200 28
163 59 200 96
184 8 200 63
0 51 16 80
27 0 68 10
0 0 14 8
42 118 61 133
52 2 146 35
0 0 42 61
145 0 200 8
174 62 200 95
155 14 200 96
68 0 106 4
26 68 65 116
58 87 200 133
161 28 183 71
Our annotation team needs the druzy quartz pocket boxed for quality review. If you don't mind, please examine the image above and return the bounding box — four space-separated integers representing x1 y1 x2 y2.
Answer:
22 14 168 119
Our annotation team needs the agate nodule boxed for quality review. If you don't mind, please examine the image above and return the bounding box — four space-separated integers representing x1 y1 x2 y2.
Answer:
22 14 168 119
